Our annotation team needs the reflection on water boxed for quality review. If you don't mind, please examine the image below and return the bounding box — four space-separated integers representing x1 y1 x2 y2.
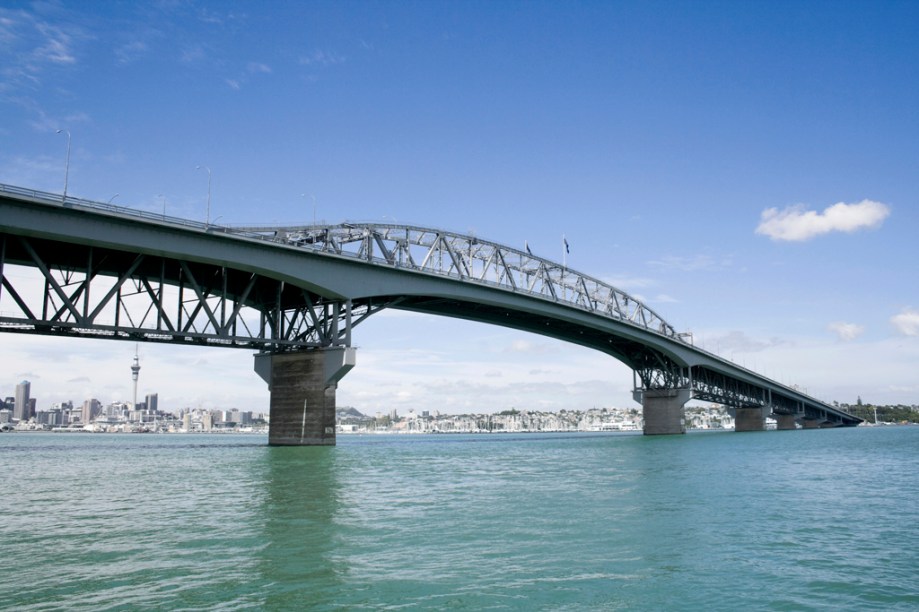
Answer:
258 446 343 608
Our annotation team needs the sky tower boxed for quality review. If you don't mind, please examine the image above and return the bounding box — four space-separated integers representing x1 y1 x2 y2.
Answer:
131 344 141 409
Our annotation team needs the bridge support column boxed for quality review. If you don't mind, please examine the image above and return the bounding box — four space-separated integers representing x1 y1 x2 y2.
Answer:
734 407 767 432
639 388 690 435
775 414 797 430
803 418 823 429
255 347 356 446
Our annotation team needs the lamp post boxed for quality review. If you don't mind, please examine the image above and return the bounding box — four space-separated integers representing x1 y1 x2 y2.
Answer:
196 165 211 226
108 194 119 204
56 129 71 202
159 194 166 219
302 193 317 225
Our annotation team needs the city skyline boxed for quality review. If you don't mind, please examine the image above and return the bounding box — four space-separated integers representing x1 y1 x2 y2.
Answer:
1 2 918 414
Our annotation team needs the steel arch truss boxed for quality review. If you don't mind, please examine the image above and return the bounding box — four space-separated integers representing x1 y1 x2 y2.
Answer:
232 223 683 341
0 234 383 350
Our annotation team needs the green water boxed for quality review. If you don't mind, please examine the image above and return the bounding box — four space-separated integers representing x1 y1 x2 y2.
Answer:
2 427 917 610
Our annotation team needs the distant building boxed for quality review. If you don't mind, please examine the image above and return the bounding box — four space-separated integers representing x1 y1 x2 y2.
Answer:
14 380 31 421
36 409 63 427
146 393 158 413
82 399 102 424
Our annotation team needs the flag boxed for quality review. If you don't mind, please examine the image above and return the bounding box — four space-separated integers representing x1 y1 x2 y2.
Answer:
564 237 570 254
525 241 532 255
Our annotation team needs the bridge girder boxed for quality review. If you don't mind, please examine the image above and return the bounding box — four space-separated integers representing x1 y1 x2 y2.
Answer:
0 234 384 350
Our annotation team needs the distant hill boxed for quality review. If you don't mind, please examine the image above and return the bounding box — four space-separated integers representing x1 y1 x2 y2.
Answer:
336 406 367 418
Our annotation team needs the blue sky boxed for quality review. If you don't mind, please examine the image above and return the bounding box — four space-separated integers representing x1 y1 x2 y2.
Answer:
2 1 917 415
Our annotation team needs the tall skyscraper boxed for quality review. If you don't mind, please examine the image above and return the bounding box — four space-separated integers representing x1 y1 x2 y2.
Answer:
82 399 102 424
146 393 158 413
14 380 31 421
131 345 141 409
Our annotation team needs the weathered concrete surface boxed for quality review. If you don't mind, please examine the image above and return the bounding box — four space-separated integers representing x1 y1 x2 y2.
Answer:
641 388 690 435
257 348 355 446
775 413 798 430
735 407 766 432
803 418 823 429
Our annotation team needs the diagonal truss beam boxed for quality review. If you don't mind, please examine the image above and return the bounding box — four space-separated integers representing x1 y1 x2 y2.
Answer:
0 234 389 351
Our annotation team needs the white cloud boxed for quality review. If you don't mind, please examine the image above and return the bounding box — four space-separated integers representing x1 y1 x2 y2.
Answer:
891 308 919 336
115 40 148 65
505 339 548 354
756 200 891 241
703 330 784 354
299 50 346 67
247 61 271 74
600 275 655 293
32 22 76 65
828 321 864 341
648 254 732 272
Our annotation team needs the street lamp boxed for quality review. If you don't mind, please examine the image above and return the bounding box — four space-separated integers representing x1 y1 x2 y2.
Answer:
196 165 211 226
56 129 71 202
159 194 166 219
108 194 119 204
301 193 317 225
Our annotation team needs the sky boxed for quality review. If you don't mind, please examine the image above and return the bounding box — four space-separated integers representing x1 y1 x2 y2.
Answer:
1 0 918 415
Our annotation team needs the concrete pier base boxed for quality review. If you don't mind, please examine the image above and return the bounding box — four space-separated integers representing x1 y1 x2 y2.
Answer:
255 348 356 446
639 388 690 435
734 407 766 432
803 418 823 429
775 413 798 430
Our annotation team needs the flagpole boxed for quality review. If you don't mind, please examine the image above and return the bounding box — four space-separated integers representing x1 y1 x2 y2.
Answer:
562 234 567 268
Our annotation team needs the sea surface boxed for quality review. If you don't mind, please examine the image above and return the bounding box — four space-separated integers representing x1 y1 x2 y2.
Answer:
1 426 917 610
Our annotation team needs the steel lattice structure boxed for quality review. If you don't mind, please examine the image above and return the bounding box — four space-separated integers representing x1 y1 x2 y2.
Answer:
0 234 385 350
231 223 684 341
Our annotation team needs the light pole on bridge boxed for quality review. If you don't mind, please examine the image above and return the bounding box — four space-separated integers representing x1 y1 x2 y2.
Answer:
302 193 317 225
55 129 71 202
196 165 211 226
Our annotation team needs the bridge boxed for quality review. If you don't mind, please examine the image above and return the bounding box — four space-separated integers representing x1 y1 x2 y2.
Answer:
0 183 861 444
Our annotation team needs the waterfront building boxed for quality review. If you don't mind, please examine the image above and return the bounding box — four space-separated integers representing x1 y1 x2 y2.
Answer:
146 393 158 414
14 380 31 421
82 399 102 424
36 409 63 427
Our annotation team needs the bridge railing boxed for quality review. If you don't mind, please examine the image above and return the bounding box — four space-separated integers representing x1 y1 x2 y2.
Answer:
0 183 209 232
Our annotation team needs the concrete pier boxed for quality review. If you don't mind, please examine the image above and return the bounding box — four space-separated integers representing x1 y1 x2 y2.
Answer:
640 388 690 435
775 413 798 430
734 407 766 432
803 418 823 429
255 348 355 446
